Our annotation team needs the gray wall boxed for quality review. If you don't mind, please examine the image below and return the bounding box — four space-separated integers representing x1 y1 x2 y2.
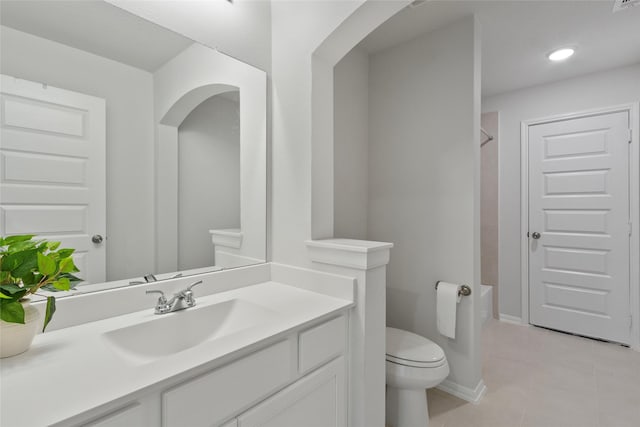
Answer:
178 95 241 270
483 62 640 319
0 25 155 282
334 47 370 240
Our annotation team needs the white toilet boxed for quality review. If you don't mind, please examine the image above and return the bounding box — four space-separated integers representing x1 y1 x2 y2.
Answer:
385 327 449 427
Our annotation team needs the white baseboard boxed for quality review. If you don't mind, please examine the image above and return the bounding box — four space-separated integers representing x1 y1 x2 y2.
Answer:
498 313 524 325
436 379 486 404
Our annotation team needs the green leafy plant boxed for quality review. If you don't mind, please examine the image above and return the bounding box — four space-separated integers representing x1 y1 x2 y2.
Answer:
0 235 82 331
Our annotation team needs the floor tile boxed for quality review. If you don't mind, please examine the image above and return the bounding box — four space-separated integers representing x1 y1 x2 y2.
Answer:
426 389 466 427
413 319 640 427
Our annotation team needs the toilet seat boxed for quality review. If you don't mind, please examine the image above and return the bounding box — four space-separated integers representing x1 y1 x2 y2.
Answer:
386 327 446 368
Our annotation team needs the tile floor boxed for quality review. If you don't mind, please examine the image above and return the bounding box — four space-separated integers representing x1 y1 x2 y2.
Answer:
427 319 640 427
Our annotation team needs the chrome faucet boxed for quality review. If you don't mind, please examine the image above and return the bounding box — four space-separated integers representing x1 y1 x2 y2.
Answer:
146 280 202 314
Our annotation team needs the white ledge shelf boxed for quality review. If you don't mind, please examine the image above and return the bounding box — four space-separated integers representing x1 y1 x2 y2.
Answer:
305 238 393 270
210 228 243 249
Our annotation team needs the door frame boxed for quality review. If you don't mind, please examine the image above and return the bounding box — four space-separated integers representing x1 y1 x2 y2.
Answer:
520 102 640 350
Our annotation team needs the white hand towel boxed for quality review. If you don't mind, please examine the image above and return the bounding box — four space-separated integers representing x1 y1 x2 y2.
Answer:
437 281 462 339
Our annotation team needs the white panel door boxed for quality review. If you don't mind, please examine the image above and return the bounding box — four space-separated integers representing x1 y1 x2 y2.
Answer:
0 75 106 283
529 110 631 344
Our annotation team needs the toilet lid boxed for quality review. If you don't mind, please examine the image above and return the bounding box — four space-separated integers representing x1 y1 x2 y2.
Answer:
386 327 446 368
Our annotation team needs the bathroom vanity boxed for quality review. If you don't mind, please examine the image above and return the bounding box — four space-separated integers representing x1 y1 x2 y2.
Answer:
0 266 354 427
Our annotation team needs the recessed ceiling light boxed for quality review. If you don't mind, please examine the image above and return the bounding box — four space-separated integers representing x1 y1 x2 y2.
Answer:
548 48 575 62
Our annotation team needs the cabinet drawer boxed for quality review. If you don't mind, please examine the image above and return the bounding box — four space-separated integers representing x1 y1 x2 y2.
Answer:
162 339 293 427
298 316 346 374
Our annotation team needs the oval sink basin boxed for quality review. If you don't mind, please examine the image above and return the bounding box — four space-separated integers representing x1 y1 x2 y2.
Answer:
103 299 279 364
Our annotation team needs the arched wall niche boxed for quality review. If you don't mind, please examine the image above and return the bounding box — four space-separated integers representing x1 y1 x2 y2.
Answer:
160 83 239 126
309 0 410 239
153 44 266 273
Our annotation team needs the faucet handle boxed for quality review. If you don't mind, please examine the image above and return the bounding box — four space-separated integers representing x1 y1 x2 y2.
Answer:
186 280 203 291
146 290 171 314
182 280 202 307
146 289 166 300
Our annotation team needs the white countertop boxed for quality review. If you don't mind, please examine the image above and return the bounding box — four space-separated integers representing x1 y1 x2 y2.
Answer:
0 281 353 427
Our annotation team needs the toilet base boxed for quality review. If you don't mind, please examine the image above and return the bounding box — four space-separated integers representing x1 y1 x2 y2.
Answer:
386 386 430 427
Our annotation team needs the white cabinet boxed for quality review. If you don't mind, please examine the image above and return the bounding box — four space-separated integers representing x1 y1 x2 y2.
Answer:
238 357 346 427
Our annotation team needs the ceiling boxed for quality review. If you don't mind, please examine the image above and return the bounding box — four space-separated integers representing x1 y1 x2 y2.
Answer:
1 0 638 95
0 0 193 72
358 0 640 97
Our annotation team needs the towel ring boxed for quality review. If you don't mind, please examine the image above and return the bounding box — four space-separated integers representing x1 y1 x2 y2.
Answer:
435 281 472 297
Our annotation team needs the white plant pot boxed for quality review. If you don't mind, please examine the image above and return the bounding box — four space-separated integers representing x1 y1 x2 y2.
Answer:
0 299 41 358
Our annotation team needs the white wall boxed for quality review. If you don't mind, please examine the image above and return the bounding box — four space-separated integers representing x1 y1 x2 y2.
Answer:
178 95 240 270
334 47 370 240
483 62 640 319
272 0 409 270
0 26 155 282
368 16 482 391
271 0 365 267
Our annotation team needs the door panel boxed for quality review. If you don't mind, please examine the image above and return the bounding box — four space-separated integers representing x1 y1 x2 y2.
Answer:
0 74 105 283
529 111 630 344
544 169 609 195
1 205 88 234
544 209 609 235
3 96 85 136
1 151 87 185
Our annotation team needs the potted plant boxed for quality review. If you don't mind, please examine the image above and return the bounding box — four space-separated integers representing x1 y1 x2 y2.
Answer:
0 235 82 357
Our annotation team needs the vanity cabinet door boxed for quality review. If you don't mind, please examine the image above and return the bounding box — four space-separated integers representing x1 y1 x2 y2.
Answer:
237 357 346 427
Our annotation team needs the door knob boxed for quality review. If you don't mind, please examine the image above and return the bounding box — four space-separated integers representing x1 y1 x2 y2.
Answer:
531 232 541 240
91 234 104 244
